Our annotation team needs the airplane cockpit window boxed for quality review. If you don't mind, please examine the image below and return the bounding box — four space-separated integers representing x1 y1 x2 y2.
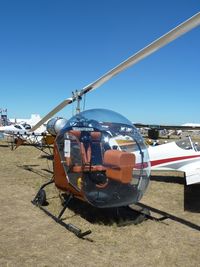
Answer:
175 137 200 151
24 124 31 130
14 125 22 129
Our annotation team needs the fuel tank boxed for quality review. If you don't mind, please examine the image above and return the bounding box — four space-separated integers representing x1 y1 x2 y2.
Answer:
46 117 67 136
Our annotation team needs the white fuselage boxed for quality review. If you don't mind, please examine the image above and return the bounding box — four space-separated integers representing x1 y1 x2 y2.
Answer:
148 138 200 185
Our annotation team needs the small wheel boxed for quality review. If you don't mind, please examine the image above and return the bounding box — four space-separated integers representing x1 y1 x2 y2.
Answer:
37 189 47 206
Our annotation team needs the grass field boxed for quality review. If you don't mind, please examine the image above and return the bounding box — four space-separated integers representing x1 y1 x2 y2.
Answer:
0 141 199 266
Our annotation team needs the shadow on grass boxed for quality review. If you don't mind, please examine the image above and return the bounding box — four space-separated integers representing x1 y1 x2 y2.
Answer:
150 175 185 185
64 196 147 226
0 144 9 148
137 203 200 231
184 184 200 213
17 164 53 178
150 174 200 213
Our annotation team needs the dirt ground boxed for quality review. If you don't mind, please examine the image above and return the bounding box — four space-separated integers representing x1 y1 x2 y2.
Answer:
0 141 199 267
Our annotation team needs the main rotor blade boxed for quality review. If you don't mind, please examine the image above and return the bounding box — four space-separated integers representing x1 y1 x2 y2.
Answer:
31 98 73 132
80 12 200 97
31 12 200 132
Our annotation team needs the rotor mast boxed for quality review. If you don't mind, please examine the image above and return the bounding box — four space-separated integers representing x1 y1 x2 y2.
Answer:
73 90 82 114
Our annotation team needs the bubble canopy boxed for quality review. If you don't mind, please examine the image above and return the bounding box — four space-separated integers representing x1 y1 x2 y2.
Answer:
62 109 134 134
56 108 150 208
67 108 132 126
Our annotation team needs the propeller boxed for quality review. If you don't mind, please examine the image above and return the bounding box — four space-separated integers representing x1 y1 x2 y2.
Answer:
31 12 200 132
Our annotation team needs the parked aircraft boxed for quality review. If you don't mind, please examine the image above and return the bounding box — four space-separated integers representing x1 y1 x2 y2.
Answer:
0 122 33 135
182 123 200 127
134 123 200 139
9 114 41 125
0 113 46 136
0 114 47 148
148 136 200 185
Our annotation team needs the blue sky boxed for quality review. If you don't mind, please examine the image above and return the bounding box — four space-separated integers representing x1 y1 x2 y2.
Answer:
0 0 199 124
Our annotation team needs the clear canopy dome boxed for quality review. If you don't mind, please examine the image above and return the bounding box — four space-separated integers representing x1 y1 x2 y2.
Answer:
57 108 150 207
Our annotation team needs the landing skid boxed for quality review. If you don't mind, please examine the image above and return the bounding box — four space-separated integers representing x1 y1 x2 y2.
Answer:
31 179 92 240
128 204 169 222
31 180 167 240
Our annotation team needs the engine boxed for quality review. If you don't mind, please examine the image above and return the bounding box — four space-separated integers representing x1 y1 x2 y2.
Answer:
46 117 67 136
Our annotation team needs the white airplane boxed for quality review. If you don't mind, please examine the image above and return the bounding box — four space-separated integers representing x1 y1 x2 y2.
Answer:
0 114 45 136
0 122 33 135
0 114 47 147
182 123 200 127
109 134 200 186
9 114 41 126
148 136 200 185
134 123 200 139
0 114 68 149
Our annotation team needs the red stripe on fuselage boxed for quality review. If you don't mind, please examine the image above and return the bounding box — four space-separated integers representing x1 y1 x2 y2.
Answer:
151 154 200 167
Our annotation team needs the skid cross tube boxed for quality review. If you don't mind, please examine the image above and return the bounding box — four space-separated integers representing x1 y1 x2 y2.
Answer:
58 194 73 219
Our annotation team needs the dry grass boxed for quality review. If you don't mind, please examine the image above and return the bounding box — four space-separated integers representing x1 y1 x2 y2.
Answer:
0 141 199 267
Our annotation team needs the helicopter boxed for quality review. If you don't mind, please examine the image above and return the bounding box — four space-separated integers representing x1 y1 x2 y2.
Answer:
31 13 200 238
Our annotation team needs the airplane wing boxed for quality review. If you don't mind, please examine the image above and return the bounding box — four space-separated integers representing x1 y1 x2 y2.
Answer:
151 161 200 185
149 138 200 185
179 162 200 185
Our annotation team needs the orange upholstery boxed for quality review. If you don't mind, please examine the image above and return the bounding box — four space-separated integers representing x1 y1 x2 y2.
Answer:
103 150 135 183
71 165 82 173
67 131 104 172
72 164 106 173
80 131 102 165
90 132 101 141
69 130 81 139
80 142 91 164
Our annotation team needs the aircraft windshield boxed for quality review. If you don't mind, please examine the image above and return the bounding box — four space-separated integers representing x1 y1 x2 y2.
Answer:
23 123 31 130
14 125 22 129
175 136 200 151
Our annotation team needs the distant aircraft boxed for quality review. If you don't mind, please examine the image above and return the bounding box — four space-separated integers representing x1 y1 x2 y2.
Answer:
182 123 200 127
0 114 45 135
9 114 41 125
0 114 68 149
0 114 47 148
0 122 32 135
134 123 200 139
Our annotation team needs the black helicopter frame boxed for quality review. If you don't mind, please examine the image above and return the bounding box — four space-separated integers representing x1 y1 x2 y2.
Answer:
31 178 92 239
31 176 164 240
